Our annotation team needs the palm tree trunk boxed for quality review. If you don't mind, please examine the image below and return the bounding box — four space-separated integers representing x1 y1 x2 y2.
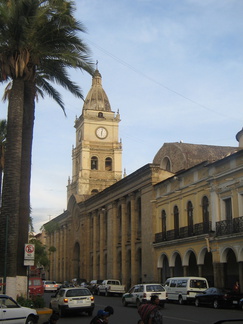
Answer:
17 80 36 276
0 79 24 278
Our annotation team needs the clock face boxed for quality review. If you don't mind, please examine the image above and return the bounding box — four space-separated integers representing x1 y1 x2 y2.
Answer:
96 127 107 139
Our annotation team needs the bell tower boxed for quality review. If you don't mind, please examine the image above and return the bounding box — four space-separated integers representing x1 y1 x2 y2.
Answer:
67 69 122 201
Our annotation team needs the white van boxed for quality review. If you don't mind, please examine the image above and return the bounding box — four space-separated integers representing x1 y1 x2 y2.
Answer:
163 277 209 304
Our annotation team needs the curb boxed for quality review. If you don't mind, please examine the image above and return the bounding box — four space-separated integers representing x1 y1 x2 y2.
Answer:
36 308 53 315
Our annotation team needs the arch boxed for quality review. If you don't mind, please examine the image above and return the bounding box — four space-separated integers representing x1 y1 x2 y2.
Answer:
157 253 170 283
161 156 172 171
170 251 182 267
98 112 104 118
221 246 238 263
91 156 98 170
91 189 99 195
105 157 112 171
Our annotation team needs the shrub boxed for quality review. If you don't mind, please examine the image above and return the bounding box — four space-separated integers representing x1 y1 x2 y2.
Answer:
17 295 45 308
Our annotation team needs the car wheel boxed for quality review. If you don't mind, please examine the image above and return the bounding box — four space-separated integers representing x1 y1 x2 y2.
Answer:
136 299 141 307
213 299 219 309
25 315 36 324
122 298 128 307
178 296 184 305
195 298 200 307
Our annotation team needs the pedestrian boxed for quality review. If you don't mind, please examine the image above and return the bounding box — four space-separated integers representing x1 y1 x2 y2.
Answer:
90 309 109 324
233 281 240 293
148 296 163 324
42 313 59 324
138 295 163 324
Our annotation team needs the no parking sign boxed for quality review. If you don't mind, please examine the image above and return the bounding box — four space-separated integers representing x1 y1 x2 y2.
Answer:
24 244 35 260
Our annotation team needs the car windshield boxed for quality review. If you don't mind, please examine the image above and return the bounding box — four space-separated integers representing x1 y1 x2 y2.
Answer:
29 279 42 285
66 289 91 297
146 285 164 292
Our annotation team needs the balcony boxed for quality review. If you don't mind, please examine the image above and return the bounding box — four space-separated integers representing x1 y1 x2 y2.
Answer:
216 216 243 236
154 221 212 243
154 217 243 243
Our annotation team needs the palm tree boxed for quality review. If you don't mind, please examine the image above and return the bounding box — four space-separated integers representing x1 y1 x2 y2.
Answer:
0 0 94 292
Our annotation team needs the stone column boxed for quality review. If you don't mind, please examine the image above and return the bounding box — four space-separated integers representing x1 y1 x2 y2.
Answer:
198 265 203 277
183 266 188 277
93 211 97 279
63 224 67 281
99 209 105 278
130 194 137 286
121 198 127 285
112 202 118 278
239 262 243 293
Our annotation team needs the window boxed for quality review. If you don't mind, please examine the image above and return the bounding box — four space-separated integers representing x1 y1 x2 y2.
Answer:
224 197 232 221
174 206 179 238
162 210 166 239
91 189 98 195
91 156 98 170
98 112 104 118
202 196 209 233
161 157 171 171
187 201 193 235
105 157 112 171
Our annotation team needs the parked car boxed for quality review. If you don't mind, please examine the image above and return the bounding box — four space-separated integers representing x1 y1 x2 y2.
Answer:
239 298 243 310
122 283 167 307
0 294 39 324
195 287 241 309
88 280 104 295
49 287 95 317
43 280 59 292
29 277 44 296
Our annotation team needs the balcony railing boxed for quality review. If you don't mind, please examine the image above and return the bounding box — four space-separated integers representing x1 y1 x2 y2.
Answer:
154 221 212 243
216 216 243 236
155 217 243 243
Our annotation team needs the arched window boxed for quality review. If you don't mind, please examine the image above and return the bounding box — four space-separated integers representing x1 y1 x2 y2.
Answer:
136 198 141 239
187 201 193 236
202 196 209 233
91 156 98 170
174 205 179 238
98 112 103 118
91 189 99 195
162 210 166 240
105 157 112 171
161 157 171 171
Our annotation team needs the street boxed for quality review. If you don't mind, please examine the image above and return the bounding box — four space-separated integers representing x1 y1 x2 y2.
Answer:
42 292 243 324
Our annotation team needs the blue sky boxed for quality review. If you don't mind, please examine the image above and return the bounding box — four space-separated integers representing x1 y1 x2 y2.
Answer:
0 0 243 232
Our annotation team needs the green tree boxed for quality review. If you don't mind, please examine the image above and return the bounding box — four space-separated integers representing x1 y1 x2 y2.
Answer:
0 0 94 290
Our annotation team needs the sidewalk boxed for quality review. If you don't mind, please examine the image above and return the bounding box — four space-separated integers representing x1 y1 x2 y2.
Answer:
36 308 53 323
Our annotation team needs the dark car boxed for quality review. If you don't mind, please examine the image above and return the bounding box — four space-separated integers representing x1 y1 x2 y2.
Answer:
195 287 240 309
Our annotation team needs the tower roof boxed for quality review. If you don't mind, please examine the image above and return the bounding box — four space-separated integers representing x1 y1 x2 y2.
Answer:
82 69 111 111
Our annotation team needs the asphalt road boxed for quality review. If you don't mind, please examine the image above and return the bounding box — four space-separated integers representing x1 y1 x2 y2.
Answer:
43 292 243 324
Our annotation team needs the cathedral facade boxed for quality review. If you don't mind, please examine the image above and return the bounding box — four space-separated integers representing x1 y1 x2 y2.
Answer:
44 71 243 291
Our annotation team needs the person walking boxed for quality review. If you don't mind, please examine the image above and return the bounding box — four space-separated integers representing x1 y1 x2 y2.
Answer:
138 295 163 324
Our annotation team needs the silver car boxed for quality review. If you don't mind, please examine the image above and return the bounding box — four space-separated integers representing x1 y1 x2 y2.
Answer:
49 287 95 317
122 283 167 307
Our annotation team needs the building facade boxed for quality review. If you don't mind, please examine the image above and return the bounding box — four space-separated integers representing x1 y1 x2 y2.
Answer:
44 70 243 291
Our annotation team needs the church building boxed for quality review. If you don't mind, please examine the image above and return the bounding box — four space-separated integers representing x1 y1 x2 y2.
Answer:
44 70 243 291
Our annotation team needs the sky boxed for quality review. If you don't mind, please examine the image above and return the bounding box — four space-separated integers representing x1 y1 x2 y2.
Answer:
0 0 243 232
